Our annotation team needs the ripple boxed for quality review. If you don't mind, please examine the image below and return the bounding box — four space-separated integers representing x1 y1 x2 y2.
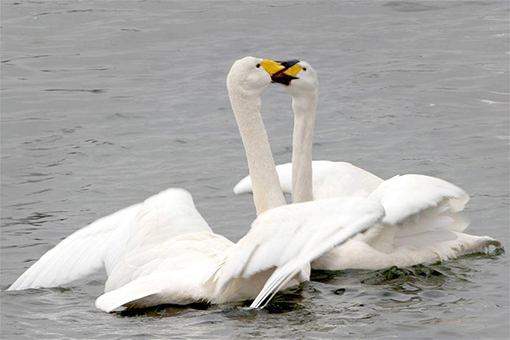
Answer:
44 89 106 94
2 0 508 338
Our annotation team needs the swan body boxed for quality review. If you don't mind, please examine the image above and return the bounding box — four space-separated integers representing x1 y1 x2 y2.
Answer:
8 57 386 312
235 160 384 200
235 161 501 271
234 61 501 270
94 188 385 310
9 187 385 311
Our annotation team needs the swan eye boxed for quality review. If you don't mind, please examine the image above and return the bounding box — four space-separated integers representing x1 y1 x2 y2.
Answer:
303 67 307 71
256 64 260 68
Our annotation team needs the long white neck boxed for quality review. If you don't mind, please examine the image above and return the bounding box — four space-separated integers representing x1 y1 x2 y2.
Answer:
228 86 286 215
291 91 318 203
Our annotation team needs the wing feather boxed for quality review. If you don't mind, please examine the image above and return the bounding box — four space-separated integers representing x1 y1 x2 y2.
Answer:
234 161 383 199
368 174 470 226
7 204 141 291
8 188 213 292
214 198 385 302
103 188 214 292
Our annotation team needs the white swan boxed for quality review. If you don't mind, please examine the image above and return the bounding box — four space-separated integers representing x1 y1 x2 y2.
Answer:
235 61 502 270
7 57 386 312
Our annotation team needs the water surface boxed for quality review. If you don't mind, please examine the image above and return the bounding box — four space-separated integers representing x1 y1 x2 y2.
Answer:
1 1 509 339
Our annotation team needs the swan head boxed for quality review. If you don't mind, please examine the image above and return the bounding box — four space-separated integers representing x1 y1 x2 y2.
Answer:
275 61 319 97
227 56 291 96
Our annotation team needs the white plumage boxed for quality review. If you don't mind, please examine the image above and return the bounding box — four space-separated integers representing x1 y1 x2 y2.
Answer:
8 203 141 291
234 60 501 270
9 187 384 312
312 168 499 269
235 162 501 270
8 57 387 313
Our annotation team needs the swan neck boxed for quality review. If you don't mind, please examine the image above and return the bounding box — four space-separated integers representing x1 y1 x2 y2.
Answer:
228 87 286 215
291 93 317 203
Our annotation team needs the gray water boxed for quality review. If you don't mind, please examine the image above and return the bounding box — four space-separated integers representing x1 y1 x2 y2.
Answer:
1 1 509 339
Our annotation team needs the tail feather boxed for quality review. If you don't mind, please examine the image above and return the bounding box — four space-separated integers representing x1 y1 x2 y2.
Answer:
250 259 304 309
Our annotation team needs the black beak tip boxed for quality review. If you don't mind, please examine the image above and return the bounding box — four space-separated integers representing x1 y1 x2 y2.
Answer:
271 59 300 86
275 59 300 69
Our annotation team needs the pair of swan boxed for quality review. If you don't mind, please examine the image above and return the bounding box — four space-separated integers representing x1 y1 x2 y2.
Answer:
7 57 386 312
8 56 501 312
235 61 501 270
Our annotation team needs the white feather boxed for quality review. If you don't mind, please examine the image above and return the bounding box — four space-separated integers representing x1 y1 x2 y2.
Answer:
367 174 469 226
234 161 501 271
93 193 385 312
247 198 385 308
7 204 141 291
234 161 383 199
9 186 385 313
214 198 385 296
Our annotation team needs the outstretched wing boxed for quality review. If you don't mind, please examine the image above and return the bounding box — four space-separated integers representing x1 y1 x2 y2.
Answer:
214 197 385 308
8 188 213 291
234 161 383 199
360 174 472 255
368 174 469 227
104 188 214 292
7 203 142 291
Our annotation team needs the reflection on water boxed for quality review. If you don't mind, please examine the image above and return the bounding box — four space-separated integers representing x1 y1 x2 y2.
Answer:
1 0 508 339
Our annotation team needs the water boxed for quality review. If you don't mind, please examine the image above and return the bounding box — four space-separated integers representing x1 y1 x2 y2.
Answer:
1 0 508 339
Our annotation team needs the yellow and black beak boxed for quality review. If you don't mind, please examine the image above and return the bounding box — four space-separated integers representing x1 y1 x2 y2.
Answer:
260 59 302 86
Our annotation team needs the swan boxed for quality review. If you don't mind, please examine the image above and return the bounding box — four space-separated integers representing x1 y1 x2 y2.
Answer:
234 60 502 270
7 57 386 311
